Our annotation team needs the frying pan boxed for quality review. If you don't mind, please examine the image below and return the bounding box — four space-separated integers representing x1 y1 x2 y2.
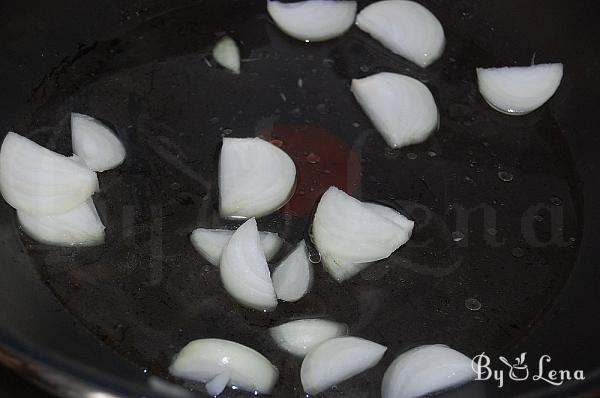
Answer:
0 0 598 397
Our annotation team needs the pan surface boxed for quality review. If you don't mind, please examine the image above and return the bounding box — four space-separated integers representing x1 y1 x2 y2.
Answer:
0 0 587 397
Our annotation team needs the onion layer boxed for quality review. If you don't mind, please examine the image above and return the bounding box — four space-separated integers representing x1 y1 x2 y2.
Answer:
71 113 126 172
272 241 313 302
212 36 241 74
17 199 105 246
219 137 296 219
381 344 475 398
313 186 414 282
356 0 445 67
0 132 99 215
269 319 347 357
169 338 279 395
205 370 231 396
351 72 438 149
267 0 357 42
476 63 564 115
220 218 278 311
301 336 387 395
191 228 282 266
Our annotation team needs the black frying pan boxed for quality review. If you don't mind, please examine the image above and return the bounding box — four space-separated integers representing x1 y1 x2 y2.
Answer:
0 0 598 397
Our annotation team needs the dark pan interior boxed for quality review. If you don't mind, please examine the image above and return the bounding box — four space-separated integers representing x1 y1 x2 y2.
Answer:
0 1 598 397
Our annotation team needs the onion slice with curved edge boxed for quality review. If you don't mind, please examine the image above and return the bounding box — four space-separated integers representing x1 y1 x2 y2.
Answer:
272 241 313 302
269 319 348 357
169 338 279 395
267 0 357 42
17 199 105 246
219 137 296 219
220 218 278 311
71 113 126 172
313 186 414 282
205 370 231 396
381 344 475 398
212 36 241 74
476 63 564 115
0 132 99 215
352 72 438 149
190 228 283 266
356 0 445 67
301 336 387 395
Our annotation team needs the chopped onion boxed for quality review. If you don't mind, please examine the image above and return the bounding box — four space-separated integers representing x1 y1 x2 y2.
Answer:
17 199 105 246
220 218 278 311
476 63 564 115
0 132 99 216
267 0 357 42
71 113 126 172
381 344 475 398
356 0 445 67
212 36 241 74
351 72 438 149
301 336 387 395
269 319 347 357
169 338 279 395
191 228 283 266
219 137 296 219
312 186 414 282
272 241 313 302
205 370 231 396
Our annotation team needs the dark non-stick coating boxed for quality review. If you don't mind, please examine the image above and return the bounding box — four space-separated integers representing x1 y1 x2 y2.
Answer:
0 0 598 397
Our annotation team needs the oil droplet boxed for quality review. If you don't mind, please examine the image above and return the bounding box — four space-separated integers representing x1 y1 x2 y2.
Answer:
533 214 544 222
202 265 212 272
306 153 320 164
451 231 464 242
383 147 401 159
290 107 302 118
406 152 418 160
352 122 360 128
308 249 321 264
170 182 182 191
270 139 283 147
221 127 233 136
497 171 513 182
322 58 334 68
359 65 370 72
316 103 329 114
209 116 219 124
511 247 525 258
549 196 562 206
427 151 437 157
465 298 482 311
486 228 497 236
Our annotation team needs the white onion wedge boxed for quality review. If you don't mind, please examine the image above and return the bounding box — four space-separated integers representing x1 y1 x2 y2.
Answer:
312 186 414 282
220 218 278 311
190 228 283 266
356 0 445 67
71 113 126 172
205 370 231 396
272 241 313 302
169 338 279 395
212 36 241 74
267 0 357 42
476 63 564 115
0 132 99 215
17 199 105 246
301 336 387 395
381 344 475 398
269 319 347 357
351 72 438 149
219 137 296 219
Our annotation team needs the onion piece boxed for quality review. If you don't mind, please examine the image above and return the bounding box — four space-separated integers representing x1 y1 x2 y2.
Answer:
190 228 283 266
17 199 105 246
219 137 296 219
267 0 357 42
220 218 278 311
356 0 445 67
351 72 438 149
312 186 414 282
272 241 313 302
0 132 99 216
301 336 387 395
476 63 564 115
169 338 279 395
212 36 241 74
205 370 231 396
381 344 475 398
269 319 347 357
71 113 126 172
